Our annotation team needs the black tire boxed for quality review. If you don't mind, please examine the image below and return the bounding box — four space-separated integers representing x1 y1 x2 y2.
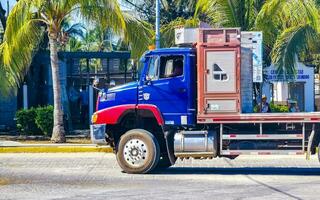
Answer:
116 129 160 174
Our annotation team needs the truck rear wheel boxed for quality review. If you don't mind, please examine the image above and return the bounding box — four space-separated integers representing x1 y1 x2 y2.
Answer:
116 129 160 174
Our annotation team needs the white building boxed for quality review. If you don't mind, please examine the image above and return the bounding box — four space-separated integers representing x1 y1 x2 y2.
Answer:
263 63 315 112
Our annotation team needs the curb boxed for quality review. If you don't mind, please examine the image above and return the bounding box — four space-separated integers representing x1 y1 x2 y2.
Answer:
0 145 113 153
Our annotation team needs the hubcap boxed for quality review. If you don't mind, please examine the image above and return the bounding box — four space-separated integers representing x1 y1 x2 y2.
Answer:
123 139 148 167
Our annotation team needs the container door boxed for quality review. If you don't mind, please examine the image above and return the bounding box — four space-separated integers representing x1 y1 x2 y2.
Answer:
206 51 236 93
140 55 192 125
203 49 240 113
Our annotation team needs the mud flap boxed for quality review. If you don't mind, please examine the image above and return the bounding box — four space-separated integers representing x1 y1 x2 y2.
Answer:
90 124 107 145
164 130 177 165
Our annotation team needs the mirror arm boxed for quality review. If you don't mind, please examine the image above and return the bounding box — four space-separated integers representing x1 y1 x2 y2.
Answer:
92 86 102 92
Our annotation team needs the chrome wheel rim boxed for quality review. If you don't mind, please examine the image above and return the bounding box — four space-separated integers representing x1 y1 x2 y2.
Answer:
123 138 148 168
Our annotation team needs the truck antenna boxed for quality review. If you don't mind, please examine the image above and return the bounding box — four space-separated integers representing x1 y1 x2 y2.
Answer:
155 0 160 49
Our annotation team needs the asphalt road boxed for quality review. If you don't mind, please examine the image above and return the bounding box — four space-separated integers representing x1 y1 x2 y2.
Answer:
0 153 320 200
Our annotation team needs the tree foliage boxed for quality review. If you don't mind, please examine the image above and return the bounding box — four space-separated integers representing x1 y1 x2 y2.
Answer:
0 0 152 94
256 0 320 74
0 0 153 142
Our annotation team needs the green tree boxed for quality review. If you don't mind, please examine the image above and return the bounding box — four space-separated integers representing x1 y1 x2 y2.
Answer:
59 19 85 50
159 0 265 47
65 37 83 52
134 0 207 25
160 0 320 75
255 0 320 74
1 0 152 143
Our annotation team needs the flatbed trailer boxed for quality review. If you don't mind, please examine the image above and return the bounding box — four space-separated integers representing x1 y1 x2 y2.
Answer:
90 28 320 174
198 112 320 123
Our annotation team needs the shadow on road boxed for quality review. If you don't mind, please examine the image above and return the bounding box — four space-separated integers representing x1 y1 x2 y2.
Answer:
157 167 320 176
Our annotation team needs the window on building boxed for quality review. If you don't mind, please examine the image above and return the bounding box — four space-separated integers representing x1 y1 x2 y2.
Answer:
159 55 184 78
212 63 228 81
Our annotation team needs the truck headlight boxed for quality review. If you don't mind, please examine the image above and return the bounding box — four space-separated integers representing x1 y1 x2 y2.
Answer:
92 113 98 124
99 92 115 102
99 92 107 101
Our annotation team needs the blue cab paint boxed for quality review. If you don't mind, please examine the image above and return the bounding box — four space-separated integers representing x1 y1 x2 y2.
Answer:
97 48 196 126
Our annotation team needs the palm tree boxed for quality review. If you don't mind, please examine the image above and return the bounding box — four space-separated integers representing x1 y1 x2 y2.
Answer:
1 0 152 143
80 26 112 52
160 0 226 47
59 19 85 50
161 0 320 75
160 0 263 47
65 37 83 52
255 0 320 74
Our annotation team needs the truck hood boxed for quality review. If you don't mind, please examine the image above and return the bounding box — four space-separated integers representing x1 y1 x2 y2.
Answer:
108 81 138 93
97 81 138 111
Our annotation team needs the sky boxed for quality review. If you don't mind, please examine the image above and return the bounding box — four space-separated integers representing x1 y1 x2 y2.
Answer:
0 0 14 14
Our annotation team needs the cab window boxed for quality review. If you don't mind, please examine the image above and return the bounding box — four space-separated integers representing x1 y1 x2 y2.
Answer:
159 55 184 79
147 56 159 80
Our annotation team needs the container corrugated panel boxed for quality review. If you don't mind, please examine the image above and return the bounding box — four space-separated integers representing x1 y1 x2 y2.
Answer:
241 47 253 113
199 28 241 45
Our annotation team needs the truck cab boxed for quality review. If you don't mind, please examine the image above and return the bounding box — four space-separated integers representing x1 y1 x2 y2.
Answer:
138 48 197 126
93 47 196 127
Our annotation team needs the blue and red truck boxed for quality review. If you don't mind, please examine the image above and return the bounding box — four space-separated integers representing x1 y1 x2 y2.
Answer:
91 28 320 174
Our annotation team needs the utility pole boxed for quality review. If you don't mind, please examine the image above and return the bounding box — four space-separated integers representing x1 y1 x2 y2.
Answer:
155 0 160 49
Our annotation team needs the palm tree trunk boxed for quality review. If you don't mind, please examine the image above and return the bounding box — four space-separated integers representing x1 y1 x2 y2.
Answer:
49 33 66 143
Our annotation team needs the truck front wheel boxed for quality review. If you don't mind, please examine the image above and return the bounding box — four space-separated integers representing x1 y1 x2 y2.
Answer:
116 129 160 174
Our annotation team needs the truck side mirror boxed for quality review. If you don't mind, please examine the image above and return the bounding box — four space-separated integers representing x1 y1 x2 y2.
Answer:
144 76 152 85
92 78 102 91
93 78 100 87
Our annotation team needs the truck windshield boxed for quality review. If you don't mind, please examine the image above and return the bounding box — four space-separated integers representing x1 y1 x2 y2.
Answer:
137 60 144 80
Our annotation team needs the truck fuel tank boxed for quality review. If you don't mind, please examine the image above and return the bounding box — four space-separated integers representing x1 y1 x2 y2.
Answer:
174 130 218 158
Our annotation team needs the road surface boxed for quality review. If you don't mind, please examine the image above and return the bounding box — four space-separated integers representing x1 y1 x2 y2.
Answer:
0 153 320 200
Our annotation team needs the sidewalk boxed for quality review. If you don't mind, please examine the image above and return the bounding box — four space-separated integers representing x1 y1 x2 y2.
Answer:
0 140 113 153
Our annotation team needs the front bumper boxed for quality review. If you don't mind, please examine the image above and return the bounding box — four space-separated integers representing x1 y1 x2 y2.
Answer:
90 124 107 145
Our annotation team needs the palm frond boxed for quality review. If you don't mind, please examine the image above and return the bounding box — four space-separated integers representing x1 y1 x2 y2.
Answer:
215 0 239 27
271 24 318 75
160 17 199 48
75 0 126 34
2 0 44 84
64 23 85 38
255 0 286 46
66 37 83 52
122 13 153 59
195 0 226 27
0 54 17 97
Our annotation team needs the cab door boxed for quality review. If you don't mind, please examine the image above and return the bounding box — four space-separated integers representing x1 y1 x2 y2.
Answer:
139 54 193 126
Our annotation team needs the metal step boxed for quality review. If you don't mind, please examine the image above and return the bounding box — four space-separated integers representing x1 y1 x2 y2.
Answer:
221 150 304 156
222 134 303 140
